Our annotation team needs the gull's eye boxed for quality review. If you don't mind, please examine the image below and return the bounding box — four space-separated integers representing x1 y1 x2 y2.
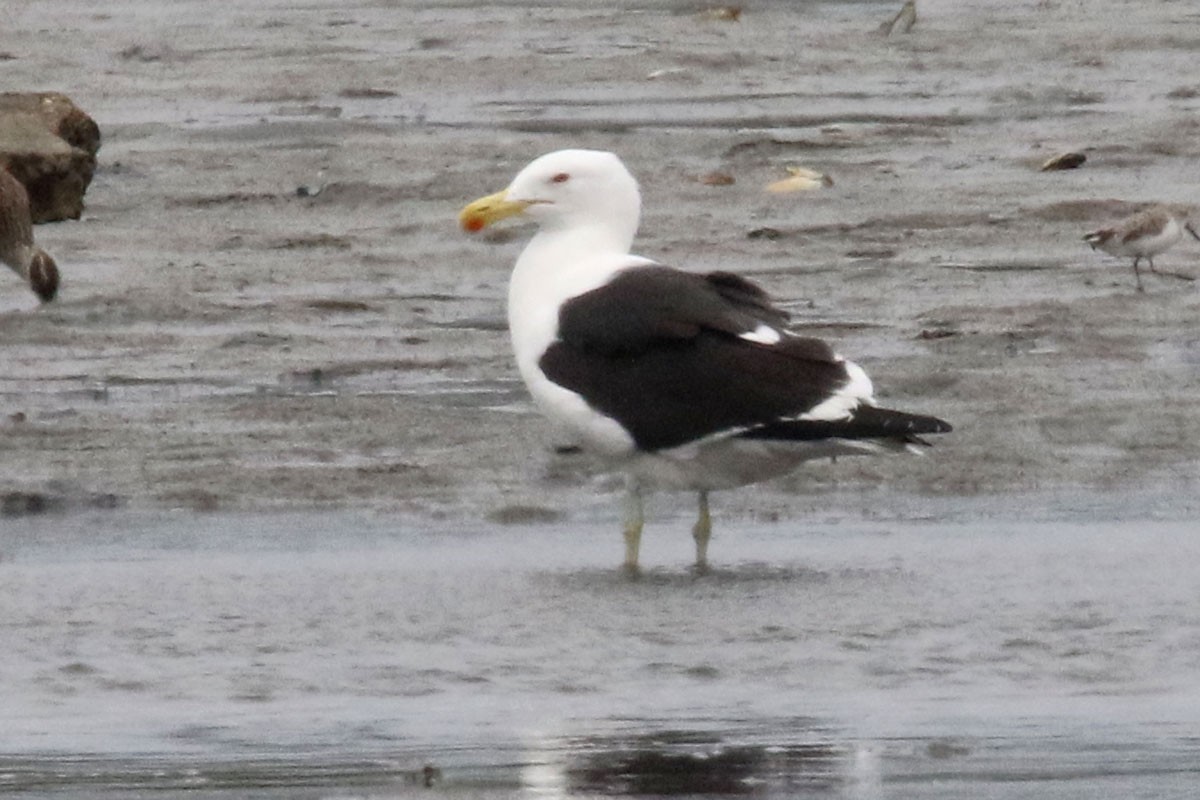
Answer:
550 172 570 184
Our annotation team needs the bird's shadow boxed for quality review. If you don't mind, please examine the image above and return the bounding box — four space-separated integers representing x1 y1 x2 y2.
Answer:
537 561 855 592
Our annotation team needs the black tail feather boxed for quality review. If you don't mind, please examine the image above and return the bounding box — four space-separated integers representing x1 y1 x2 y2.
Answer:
739 405 952 443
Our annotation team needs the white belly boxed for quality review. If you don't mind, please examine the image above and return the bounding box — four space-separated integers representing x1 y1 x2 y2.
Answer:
626 436 893 492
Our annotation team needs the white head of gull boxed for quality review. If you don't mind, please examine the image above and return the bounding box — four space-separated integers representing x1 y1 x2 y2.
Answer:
461 149 951 574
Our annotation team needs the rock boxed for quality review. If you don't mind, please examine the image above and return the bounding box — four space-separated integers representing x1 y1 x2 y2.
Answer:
1 490 58 516
0 485 122 516
486 504 566 525
1039 151 1086 172
746 226 783 240
0 92 101 222
698 171 735 186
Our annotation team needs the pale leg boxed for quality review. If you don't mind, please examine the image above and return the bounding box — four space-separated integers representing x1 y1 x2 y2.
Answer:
621 481 644 574
1132 256 1144 292
692 491 712 573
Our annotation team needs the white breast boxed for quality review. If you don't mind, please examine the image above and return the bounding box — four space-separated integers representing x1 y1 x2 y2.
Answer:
507 231 653 456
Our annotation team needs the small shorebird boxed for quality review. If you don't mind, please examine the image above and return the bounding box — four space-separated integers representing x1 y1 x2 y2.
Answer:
0 167 60 302
1083 205 1199 292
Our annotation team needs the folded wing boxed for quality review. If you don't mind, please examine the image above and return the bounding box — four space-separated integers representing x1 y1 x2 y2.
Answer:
539 266 950 452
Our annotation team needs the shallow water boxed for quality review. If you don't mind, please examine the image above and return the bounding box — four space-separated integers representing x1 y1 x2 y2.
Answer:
3 507 1199 798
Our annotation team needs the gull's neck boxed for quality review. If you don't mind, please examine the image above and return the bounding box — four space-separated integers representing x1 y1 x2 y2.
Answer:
510 221 635 307
506 221 642 386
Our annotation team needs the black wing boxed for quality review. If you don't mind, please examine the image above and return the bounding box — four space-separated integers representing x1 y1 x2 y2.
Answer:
539 267 860 451
553 268 790 354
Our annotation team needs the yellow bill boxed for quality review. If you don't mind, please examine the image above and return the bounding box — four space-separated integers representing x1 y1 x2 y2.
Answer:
459 189 531 233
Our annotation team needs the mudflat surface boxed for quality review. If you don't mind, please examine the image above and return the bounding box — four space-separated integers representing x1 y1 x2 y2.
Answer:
4 4 1200 797
4 0 1200 523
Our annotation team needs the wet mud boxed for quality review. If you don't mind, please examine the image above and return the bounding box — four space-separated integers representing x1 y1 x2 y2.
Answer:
3 0 1200 526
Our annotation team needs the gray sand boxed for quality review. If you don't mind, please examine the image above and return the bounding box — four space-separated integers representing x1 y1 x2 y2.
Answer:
3 0 1200 525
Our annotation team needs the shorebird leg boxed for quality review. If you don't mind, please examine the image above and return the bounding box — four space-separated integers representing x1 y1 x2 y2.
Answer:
621 481 644 575
692 491 712 573
1186 223 1200 242
1132 256 1145 292
1155 267 1195 282
1141 253 1195 283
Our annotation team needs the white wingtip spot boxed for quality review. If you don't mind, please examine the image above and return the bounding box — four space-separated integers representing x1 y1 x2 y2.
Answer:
842 359 875 404
740 324 782 345
798 358 876 422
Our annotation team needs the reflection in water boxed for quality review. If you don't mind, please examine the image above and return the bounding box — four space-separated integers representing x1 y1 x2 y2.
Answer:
570 745 772 795
523 728 847 797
